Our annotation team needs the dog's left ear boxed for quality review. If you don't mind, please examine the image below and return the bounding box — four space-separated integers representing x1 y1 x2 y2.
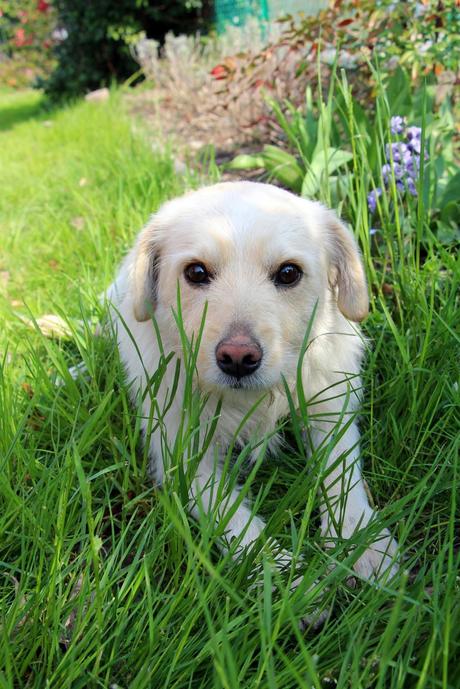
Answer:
325 212 369 322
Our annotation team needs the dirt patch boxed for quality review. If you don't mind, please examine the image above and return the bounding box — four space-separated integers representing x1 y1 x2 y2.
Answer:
123 86 268 182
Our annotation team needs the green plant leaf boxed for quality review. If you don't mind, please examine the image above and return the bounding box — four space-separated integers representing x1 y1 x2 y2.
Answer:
440 172 460 208
311 147 353 176
283 100 317 160
229 154 265 170
312 107 331 158
261 145 304 192
302 148 353 197
301 169 320 197
440 201 460 225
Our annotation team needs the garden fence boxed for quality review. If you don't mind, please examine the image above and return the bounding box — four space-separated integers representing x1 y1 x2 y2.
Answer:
214 0 327 32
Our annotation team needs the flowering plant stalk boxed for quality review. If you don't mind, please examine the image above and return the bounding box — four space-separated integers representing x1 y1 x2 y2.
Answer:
368 116 427 215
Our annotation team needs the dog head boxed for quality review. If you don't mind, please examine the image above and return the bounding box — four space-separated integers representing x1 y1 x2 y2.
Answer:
131 182 368 392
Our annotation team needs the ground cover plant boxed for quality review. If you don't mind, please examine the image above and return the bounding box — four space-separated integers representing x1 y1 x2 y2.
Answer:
0 70 459 689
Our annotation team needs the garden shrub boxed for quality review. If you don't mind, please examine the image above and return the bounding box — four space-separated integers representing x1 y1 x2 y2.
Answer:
40 0 207 100
131 19 284 152
206 0 459 140
0 0 56 88
230 67 459 250
216 0 459 248
134 0 459 156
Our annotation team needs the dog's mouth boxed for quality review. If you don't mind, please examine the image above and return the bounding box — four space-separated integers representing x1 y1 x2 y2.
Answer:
215 371 268 391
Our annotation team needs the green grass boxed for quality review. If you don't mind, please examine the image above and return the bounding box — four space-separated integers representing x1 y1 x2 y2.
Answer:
0 88 459 689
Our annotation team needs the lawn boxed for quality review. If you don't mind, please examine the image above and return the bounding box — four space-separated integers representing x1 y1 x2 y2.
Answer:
0 88 459 688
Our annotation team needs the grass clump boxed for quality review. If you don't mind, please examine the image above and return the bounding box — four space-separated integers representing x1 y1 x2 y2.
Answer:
0 87 459 689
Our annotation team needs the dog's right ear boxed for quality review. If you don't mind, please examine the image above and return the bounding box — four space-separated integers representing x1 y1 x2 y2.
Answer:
132 219 161 322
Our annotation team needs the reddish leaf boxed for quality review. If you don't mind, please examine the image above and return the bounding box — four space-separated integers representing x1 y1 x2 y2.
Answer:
21 383 34 398
210 65 227 80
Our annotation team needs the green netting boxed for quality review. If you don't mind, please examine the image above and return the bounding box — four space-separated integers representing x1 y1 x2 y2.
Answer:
214 0 269 33
214 0 327 33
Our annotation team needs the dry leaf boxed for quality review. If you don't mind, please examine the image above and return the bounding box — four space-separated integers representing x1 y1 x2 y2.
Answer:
382 283 394 295
20 314 74 339
0 270 9 290
70 216 85 231
21 382 34 398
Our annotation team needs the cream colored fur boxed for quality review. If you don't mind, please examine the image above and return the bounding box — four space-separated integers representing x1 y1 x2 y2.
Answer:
107 181 398 582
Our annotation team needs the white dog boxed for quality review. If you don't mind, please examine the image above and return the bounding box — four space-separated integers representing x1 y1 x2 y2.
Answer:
107 181 398 583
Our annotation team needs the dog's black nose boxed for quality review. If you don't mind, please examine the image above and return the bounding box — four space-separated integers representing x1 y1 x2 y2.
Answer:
216 335 262 379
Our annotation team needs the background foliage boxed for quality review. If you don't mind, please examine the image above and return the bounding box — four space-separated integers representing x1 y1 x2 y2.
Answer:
0 0 56 88
43 0 210 99
0 0 208 96
44 0 208 99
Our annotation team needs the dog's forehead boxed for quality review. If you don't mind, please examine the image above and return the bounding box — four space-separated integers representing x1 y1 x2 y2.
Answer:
158 183 324 261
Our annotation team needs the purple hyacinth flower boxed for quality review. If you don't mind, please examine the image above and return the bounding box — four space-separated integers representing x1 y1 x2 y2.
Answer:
407 177 418 196
385 142 410 164
407 126 423 154
390 115 405 135
408 138 421 154
406 155 420 178
381 163 391 184
368 187 382 213
402 147 413 166
382 162 404 183
396 180 405 192
393 163 405 180
406 126 422 141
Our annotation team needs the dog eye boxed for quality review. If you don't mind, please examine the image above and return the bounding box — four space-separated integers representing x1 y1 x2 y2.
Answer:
184 262 211 285
273 263 302 287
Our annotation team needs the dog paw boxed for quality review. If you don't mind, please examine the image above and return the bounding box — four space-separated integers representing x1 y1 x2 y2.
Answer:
352 528 399 582
299 607 329 631
291 575 330 630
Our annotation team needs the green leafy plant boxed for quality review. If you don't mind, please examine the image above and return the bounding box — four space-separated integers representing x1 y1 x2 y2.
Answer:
230 89 353 205
0 0 57 88
205 0 459 154
40 0 207 100
276 0 460 80
230 61 459 251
